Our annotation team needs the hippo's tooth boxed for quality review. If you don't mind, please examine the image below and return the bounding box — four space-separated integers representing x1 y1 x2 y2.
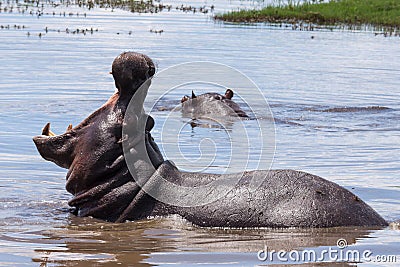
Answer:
41 122 56 137
66 124 72 131
41 122 50 136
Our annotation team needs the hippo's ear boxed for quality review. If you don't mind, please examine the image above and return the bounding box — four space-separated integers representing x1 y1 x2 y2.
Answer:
191 90 196 99
225 89 234 100
181 95 189 103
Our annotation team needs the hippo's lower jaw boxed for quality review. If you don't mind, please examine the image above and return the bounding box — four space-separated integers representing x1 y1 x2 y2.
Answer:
33 123 76 169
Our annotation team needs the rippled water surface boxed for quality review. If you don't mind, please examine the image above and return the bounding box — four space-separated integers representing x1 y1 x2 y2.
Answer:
1 0 400 266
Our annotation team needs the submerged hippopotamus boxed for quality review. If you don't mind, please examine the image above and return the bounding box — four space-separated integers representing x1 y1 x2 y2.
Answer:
33 52 387 228
181 89 248 118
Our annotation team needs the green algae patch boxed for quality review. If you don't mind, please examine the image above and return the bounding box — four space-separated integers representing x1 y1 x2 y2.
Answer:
215 0 400 28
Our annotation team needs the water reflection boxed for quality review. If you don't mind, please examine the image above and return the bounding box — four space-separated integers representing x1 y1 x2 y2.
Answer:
31 215 383 266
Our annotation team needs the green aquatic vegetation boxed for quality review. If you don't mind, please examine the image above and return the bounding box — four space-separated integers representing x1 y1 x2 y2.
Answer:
216 0 400 28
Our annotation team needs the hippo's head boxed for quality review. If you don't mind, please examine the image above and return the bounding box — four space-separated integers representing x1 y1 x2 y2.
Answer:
32 52 164 221
181 89 248 118
181 89 234 104
33 52 156 169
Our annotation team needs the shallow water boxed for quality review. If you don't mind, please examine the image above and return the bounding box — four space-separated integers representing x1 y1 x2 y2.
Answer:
0 0 399 266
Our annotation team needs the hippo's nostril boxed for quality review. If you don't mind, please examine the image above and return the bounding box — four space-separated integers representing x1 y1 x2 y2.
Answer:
145 116 155 131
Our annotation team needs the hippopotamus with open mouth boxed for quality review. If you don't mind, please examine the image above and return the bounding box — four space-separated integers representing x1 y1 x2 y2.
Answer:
181 89 248 118
32 52 387 227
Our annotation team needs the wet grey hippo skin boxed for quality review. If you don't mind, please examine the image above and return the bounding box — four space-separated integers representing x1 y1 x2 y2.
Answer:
181 89 248 118
33 52 387 227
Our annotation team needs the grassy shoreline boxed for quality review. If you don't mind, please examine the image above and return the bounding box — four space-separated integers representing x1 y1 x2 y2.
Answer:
215 0 400 29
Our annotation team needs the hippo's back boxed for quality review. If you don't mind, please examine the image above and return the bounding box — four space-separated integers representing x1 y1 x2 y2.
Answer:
158 165 387 228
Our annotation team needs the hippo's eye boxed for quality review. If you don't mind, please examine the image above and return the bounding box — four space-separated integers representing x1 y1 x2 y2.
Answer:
214 95 222 101
181 95 189 103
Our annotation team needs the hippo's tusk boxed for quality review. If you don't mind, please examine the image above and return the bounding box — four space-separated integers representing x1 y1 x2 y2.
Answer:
42 122 56 136
67 124 73 131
